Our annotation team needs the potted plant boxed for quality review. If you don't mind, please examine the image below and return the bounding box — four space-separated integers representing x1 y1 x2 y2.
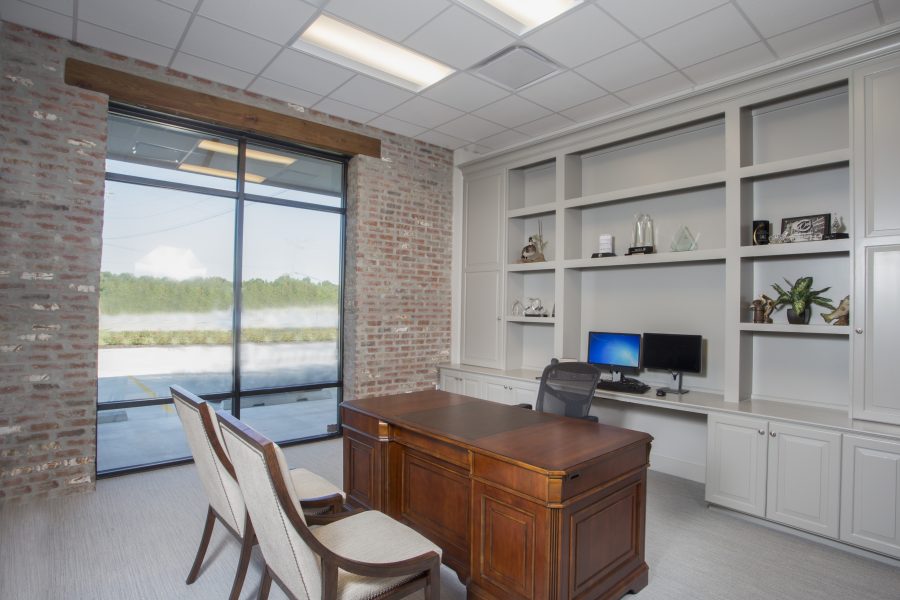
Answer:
771 276 835 324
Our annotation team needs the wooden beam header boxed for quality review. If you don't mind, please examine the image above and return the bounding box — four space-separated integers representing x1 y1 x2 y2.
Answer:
64 58 381 158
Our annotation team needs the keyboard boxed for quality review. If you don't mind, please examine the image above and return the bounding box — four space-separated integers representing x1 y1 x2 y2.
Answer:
597 378 651 394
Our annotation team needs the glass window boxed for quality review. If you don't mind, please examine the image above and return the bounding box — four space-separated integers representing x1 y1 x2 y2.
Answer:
98 111 346 474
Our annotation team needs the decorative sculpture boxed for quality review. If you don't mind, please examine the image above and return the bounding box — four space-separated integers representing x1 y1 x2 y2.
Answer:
821 295 850 326
520 219 547 263
750 294 776 324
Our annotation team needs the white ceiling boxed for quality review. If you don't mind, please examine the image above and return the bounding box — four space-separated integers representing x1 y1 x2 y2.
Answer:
3 0 899 155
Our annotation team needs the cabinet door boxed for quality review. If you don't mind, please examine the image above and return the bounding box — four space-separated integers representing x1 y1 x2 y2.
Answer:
440 371 461 394
462 270 502 368
706 413 768 517
461 373 482 399
511 382 538 408
766 423 841 538
854 58 900 237
841 434 900 558
483 379 511 404
854 245 900 425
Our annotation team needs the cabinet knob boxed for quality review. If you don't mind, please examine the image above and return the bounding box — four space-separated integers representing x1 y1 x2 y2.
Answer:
855 328 863 334
758 429 765 435
770 431 777 437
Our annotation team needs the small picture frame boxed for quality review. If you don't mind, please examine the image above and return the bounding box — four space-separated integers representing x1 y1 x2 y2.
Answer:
780 213 831 242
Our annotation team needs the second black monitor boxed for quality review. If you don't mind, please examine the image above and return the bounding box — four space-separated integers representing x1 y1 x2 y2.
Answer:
642 333 702 374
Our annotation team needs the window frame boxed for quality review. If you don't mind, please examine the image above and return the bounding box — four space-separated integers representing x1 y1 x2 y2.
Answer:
97 104 348 476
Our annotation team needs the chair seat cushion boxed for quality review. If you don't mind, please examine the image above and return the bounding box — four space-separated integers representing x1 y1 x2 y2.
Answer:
314 511 441 600
289 467 345 501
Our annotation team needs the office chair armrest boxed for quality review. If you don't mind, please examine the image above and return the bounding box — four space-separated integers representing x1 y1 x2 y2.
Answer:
581 415 599 423
515 403 533 410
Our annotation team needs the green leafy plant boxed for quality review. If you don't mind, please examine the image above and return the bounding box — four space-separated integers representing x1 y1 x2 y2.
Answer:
771 276 835 316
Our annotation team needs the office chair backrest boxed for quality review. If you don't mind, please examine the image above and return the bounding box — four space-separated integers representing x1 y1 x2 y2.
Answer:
171 385 246 535
535 360 601 419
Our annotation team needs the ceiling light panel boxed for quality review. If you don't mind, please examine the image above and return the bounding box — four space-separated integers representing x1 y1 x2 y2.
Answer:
294 15 455 91
458 0 582 34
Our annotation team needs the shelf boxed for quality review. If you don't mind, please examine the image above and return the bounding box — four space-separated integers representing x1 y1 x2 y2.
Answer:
564 248 726 270
506 316 556 324
564 171 726 210
739 149 849 180
508 202 557 219
507 261 557 272
740 238 851 258
738 323 850 335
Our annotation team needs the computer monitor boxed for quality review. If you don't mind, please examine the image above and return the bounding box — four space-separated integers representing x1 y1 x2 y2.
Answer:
642 333 702 395
587 331 641 378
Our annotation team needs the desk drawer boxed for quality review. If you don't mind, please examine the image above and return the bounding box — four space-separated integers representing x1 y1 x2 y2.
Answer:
393 427 470 469
562 442 650 499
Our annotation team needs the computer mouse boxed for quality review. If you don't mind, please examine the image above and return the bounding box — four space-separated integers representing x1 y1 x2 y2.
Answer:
656 389 666 397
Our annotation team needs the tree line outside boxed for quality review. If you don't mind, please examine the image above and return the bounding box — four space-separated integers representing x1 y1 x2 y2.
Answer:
99 273 339 346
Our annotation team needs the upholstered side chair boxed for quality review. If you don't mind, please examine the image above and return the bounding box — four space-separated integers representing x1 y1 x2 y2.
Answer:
171 385 346 600
217 409 442 600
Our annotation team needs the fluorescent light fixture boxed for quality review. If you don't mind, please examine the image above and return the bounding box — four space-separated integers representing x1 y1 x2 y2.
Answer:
294 15 454 91
178 164 266 183
197 140 296 166
458 0 582 33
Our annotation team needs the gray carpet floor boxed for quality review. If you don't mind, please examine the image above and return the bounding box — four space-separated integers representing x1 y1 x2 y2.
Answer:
1 437 898 599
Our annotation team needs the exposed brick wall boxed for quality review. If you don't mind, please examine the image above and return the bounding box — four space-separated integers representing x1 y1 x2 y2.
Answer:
0 21 453 504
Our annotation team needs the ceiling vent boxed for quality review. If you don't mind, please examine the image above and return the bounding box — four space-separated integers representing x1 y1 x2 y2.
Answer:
475 46 561 90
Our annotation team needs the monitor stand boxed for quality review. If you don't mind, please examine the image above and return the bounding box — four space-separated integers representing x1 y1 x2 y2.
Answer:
658 371 689 395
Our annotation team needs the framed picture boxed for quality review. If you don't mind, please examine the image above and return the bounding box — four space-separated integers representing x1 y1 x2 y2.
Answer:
781 213 831 242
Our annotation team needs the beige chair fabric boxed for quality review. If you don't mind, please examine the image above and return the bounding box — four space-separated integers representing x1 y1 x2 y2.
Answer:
220 421 442 600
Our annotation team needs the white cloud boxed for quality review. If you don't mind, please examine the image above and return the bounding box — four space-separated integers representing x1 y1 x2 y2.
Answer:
135 246 208 280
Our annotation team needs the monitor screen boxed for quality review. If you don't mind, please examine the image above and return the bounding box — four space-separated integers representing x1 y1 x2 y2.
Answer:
587 331 641 374
642 333 702 374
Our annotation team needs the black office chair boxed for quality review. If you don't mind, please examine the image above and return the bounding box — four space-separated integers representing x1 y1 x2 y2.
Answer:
520 359 601 422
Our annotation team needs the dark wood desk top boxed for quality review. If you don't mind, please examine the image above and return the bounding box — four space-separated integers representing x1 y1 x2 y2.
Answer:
342 390 651 473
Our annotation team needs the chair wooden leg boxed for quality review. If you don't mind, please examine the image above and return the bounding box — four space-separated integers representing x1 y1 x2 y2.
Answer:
228 515 256 600
186 506 216 584
426 561 441 600
257 567 273 600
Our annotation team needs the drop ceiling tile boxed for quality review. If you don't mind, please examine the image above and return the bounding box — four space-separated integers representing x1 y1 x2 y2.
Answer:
473 95 552 128
515 113 576 137
475 129 531 151
768 4 880 57
415 129 468 150
422 72 509 112
79 0 190 47
646 4 759 69
736 0 870 37
1 1 72 38
180 17 281 74
368 115 427 138
518 71 606 112
247 77 322 108
404 6 515 69
616 71 693 105
386 96 463 129
18 0 74 16
561 94 629 122
576 43 674 92
435 114 506 142
262 49 355 96
599 0 727 37
160 0 200 10
199 0 316 45
323 0 449 42
329 76 414 113
171 53 256 88
683 42 775 85
523 4 635 68
77 22 175 64
883 0 900 23
312 97 378 124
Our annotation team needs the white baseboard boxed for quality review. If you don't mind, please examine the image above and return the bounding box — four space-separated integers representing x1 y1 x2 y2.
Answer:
648 451 706 483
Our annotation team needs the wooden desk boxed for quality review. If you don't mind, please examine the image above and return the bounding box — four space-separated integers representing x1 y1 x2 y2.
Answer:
341 391 652 600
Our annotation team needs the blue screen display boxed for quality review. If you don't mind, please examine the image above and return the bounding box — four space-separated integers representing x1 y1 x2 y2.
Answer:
587 332 641 370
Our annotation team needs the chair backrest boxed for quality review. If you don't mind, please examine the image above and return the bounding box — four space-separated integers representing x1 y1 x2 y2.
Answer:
170 386 246 535
217 410 323 600
535 360 601 419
